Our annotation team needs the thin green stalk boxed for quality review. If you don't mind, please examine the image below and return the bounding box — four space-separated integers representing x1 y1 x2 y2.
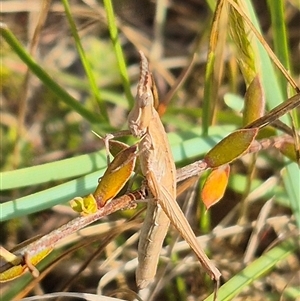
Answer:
202 0 225 136
62 0 109 122
103 0 134 107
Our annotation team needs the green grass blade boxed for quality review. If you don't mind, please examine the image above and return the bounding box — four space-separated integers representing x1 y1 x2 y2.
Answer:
1 169 106 222
1 151 107 190
267 0 290 98
61 0 109 122
0 23 100 123
202 0 224 136
103 0 134 107
202 50 215 136
283 163 300 228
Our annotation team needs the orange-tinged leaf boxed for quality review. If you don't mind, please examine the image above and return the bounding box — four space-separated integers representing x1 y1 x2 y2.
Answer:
201 164 230 210
204 128 258 167
94 144 137 207
243 75 265 126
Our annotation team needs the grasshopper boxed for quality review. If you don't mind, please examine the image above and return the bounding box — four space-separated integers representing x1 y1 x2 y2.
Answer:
128 51 221 289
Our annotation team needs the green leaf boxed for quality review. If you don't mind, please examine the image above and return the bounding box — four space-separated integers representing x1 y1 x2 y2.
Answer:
1 151 107 190
243 75 265 125
204 128 258 167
